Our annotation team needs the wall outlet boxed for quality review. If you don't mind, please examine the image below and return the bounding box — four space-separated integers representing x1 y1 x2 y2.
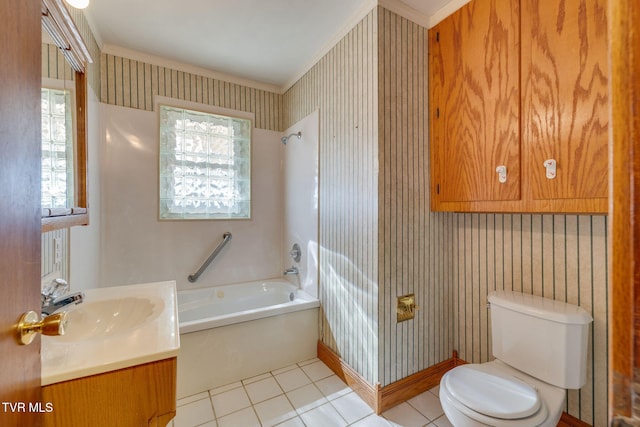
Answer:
397 294 417 322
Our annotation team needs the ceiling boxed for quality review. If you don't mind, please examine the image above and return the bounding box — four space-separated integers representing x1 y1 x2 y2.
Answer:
84 0 455 91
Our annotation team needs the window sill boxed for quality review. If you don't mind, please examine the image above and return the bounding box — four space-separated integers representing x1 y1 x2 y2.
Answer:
42 212 88 233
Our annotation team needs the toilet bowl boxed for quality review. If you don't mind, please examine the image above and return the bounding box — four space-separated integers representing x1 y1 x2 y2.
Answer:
439 360 565 427
438 291 592 427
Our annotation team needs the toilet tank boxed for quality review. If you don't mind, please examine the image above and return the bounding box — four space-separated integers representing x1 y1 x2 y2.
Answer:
488 290 592 389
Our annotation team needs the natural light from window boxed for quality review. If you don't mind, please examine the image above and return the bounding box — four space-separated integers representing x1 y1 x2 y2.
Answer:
41 87 74 209
159 105 252 220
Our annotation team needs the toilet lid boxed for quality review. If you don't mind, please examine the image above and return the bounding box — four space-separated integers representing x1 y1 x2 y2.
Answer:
443 365 541 419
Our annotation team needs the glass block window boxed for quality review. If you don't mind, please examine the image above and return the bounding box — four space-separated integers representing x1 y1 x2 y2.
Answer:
159 105 252 220
41 88 74 209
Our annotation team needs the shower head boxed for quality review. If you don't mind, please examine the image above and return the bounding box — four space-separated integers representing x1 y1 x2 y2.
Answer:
281 131 302 145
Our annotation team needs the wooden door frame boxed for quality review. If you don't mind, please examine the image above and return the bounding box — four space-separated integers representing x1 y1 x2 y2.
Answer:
609 0 640 424
0 0 43 425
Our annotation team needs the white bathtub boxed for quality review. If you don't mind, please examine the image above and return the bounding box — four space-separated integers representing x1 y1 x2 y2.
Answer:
176 279 319 398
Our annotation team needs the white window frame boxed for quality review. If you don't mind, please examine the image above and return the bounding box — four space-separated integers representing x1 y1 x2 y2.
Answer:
155 96 254 220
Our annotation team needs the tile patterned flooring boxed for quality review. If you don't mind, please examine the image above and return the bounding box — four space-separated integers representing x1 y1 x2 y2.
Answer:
171 358 453 427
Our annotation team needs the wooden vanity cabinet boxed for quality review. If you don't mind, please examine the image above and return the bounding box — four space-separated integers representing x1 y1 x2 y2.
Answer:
42 357 176 427
429 0 609 213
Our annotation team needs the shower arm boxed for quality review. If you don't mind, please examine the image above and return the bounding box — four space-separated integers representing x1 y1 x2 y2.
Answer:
281 131 302 145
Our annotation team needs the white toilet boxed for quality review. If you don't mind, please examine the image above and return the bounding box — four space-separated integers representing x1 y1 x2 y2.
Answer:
439 290 592 427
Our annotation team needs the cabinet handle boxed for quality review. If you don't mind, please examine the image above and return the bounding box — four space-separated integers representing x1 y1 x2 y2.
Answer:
543 159 557 179
496 165 507 184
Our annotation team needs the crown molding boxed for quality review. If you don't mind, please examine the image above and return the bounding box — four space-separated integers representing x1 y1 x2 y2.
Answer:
377 0 430 28
93 0 470 95
281 0 378 92
101 43 282 94
428 0 471 28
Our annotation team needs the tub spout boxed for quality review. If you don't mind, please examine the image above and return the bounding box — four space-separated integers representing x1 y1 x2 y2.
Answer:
283 266 298 275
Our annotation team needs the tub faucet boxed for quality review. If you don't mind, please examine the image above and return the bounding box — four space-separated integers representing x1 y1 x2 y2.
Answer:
41 278 84 315
283 266 299 276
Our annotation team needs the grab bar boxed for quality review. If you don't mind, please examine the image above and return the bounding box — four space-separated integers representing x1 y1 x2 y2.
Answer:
188 232 232 283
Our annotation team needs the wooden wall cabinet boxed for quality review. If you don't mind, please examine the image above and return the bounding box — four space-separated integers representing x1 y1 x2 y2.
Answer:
429 0 609 213
42 358 176 427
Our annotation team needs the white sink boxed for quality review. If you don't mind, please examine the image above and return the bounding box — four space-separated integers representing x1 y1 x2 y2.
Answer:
54 296 164 342
41 281 179 386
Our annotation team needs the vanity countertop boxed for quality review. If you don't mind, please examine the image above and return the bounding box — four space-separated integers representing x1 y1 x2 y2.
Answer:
41 281 180 386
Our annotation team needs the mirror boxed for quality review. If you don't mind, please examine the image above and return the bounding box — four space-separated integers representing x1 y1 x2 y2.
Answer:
41 0 91 232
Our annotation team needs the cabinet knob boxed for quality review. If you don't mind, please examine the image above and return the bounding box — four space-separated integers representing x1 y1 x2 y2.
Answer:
544 159 557 179
496 165 507 183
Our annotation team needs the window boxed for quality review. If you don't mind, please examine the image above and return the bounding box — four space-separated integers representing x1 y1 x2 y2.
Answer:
41 87 74 209
159 105 252 220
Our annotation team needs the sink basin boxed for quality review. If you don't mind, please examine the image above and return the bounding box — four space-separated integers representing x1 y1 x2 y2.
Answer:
41 281 179 386
53 296 164 342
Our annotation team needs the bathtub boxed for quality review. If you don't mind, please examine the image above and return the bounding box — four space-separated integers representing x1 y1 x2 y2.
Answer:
176 279 319 398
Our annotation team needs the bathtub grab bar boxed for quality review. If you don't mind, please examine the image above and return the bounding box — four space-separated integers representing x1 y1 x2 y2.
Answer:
188 232 232 283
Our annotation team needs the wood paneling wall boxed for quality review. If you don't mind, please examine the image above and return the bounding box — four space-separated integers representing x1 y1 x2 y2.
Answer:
100 53 283 131
41 9 101 97
41 229 68 280
42 43 75 81
285 6 607 426
377 8 453 386
66 7 100 97
285 8 381 385
450 213 608 426
285 7 453 388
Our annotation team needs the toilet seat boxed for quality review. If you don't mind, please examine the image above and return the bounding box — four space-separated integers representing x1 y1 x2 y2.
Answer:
440 363 554 427
444 365 541 419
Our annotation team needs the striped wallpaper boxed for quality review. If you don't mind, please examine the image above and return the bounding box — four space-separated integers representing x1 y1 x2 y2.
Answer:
377 8 447 385
67 6 101 97
449 214 608 426
42 43 75 82
100 53 283 131
285 7 381 384
285 5 607 426
41 7 101 97
41 5 608 425
41 229 68 280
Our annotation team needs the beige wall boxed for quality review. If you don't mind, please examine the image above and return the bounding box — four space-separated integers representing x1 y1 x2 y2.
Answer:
377 7 453 386
285 7 381 384
99 103 284 290
448 213 608 426
285 6 607 425
100 53 283 132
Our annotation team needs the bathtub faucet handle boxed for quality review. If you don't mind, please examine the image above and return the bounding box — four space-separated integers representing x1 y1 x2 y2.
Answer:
283 266 299 276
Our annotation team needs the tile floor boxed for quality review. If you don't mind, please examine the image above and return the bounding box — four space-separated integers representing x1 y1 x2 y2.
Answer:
171 358 453 427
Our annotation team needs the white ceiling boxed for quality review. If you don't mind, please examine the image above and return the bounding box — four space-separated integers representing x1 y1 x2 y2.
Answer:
84 0 456 91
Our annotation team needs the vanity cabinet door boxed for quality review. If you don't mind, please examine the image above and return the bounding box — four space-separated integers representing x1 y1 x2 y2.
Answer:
42 358 176 427
522 0 609 203
430 0 520 208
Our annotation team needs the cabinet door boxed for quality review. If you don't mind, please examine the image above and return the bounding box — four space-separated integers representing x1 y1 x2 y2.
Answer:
430 0 520 206
522 0 608 201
